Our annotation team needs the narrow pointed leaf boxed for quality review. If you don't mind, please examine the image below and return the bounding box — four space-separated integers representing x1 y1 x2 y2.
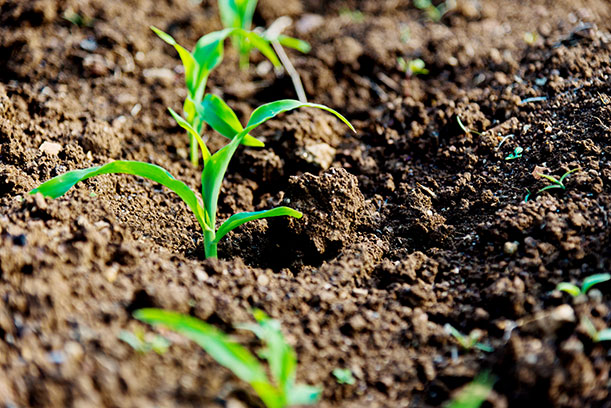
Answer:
151 26 198 95
214 207 302 244
277 35 311 53
199 94 264 147
134 308 267 383
559 168 579 185
29 161 206 231
581 273 611 294
243 31 281 67
193 28 237 87
596 329 611 342
168 108 211 161
555 282 580 297
537 184 562 193
245 100 355 134
218 0 242 29
538 173 560 185
286 384 323 405
250 381 284 408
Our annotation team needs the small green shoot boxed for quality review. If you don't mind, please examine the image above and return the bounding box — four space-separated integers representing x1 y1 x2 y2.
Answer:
135 308 321 408
524 189 531 202
30 96 354 259
63 10 94 27
119 328 171 354
537 168 579 193
339 7 365 22
457 116 482 136
505 146 523 160
332 368 356 385
398 57 429 76
444 324 493 353
581 317 611 343
445 372 495 408
556 273 611 297
414 0 455 22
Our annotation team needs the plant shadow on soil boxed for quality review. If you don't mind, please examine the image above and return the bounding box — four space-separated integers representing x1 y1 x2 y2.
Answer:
1 0 611 407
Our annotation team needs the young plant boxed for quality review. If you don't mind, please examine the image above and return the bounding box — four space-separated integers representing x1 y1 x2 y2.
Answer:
151 25 281 165
537 168 579 193
556 273 611 297
581 317 611 343
505 146 523 160
445 372 495 408
398 57 429 76
414 0 455 22
457 116 482 136
332 368 356 385
444 324 493 353
134 308 321 408
30 95 354 259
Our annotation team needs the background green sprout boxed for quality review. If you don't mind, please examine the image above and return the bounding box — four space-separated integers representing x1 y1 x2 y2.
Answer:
505 146 523 160
556 273 611 297
444 324 493 353
30 96 353 259
537 168 579 193
445 372 495 408
135 308 321 408
332 368 356 385
398 57 429 76
581 317 611 343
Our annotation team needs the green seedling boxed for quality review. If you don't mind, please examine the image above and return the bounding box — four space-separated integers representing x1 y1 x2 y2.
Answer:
339 7 365 22
505 146 523 160
581 317 611 343
444 324 493 352
445 372 495 408
135 308 321 408
332 368 356 385
414 0 455 22
537 168 579 193
457 116 482 136
30 95 353 259
119 328 171 355
398 57 429 76
556 273 611 297
151 25 280 165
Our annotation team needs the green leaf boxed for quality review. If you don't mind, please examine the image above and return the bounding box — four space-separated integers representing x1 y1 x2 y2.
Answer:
199 94 264 147
135 309 267 384
150 26 198 96
446 372 495 408
29 161 207 232
213 207 302 244
538 173 560 186
218 0 243 29
192 28 237 100
168 108 211 161
581 273 611 294
537 184 563 193
332 368 356 385
555 282 580 297
596 329 611 342
243 31 281 67
285 383 322 406
559 168 579 185
277 35 311 53
250 381 284 408
245 100 355 134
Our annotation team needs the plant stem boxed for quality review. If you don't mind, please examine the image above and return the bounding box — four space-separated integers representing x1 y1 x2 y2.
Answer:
204 229 218 259
189 134 199 166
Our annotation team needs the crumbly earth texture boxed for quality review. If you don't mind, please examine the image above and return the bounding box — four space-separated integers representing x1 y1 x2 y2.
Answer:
1 0 610 406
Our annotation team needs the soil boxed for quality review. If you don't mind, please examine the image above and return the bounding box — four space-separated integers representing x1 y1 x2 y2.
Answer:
1 0 610 407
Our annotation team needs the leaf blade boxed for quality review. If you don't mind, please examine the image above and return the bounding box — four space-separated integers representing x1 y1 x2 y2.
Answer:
555 282 581 297
581 273 611 294
150 26 198 96
213 207 302 244
277 35 311 53
134 308 267 384
168 108 212 161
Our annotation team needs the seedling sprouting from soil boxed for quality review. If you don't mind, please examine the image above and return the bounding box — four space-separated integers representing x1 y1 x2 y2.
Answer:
135 308 321 408
30 95 353 259
119 328 171 355
332 368 356 385
505 146 523 160
537 168 579 194
151 25 280 165
444 324 493 352
457 116 481 136
398 57 429 76
581 317 611 343
414 0 455 22
556 273 611 297
445 371 495 408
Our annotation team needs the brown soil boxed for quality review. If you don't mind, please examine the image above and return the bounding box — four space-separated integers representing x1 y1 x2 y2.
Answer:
1 0 611 407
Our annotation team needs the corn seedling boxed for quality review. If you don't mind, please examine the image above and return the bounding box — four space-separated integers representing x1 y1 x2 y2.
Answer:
537 168 579 193
119 328 171 355
445 372 495 408
505 146 523 160
30 95 353 259
581 317 611 343
444 324 493 352
135 308 321 408
556 273 611 297
398 57 429 76
332 368 356 385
